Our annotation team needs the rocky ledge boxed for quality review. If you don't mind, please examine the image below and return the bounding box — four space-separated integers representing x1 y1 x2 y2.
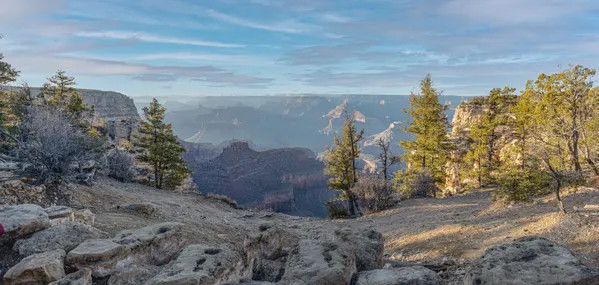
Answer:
1 203 598 285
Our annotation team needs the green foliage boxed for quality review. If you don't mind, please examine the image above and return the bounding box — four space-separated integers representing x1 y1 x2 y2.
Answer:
323 111 364 216
326 201 350 219
400 74 451 183
134 98 191 190
393 169 439 199
464 87 517 187
494 167 551 202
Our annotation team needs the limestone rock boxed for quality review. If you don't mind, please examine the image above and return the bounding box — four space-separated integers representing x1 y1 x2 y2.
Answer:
279 239 357 285
112 222 183 265
334 227 384 271
48 268 92 285
107 265 161 285
14 222 109 256
45 206 75 226
465 236 599 285
244 226 299 282
146 244 250 285
117 203 156 216
65 239 130 277
3 249 66 285
0 204 50 238
356 267 442 285
0 180 46 205
74 209 95 226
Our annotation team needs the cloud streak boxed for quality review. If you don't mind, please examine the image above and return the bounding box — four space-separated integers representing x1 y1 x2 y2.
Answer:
75 31 244 48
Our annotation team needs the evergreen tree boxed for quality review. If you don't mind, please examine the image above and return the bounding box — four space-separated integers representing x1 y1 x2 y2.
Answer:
400 74 451 184
324 111 364 217
135 98 191 189
0 35 19 85
39 70 94 125
464 87 517 187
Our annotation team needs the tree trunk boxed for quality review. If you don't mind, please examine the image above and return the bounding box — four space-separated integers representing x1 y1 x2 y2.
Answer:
588 158 599 176
555 178 566 214
477 156 482 188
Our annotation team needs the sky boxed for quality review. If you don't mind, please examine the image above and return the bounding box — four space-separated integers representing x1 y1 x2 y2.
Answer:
1 0 599 97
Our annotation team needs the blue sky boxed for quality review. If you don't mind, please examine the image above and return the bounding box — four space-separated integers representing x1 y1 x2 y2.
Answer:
1 0 599 97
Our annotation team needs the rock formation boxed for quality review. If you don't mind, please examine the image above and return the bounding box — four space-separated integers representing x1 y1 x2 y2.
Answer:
189 141 336 217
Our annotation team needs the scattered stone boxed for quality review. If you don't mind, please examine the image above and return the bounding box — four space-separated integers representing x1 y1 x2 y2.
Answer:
3 249 66 285
465 236 599 285
279 239 357 285
74 209 95 226
14 222 109 256
48 268 92 285
356 266 442 285
117 203 155 216
0 180 46 205
44 206 75 226
0 204 50 238
146 244 250 285
65 239 130 277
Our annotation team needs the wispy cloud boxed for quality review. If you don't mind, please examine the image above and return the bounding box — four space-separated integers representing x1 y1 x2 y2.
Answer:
204 9 315 34
135 52 272 66
75 31 244 48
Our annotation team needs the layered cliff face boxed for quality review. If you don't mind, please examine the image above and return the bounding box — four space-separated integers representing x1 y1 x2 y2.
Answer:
0 86 140 144
187 141 336 217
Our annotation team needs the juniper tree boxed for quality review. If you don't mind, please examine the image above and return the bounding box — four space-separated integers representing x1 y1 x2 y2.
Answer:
135 98 191 189
400 74 451 184
324 111 364 217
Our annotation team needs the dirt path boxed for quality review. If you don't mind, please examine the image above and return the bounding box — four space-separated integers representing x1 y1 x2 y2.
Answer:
343 187 599 268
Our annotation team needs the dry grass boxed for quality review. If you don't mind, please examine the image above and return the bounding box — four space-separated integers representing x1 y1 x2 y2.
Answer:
345 187 599 267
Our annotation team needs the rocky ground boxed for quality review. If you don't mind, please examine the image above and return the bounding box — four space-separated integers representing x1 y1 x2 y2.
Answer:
2 177 599 284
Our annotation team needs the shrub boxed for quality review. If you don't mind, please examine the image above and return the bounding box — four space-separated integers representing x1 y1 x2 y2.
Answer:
105 148 136 182
394 169 439 199
494 168 551 202
21 107 103 183
326 200 350 219
352 175 396 212
206 193 244 209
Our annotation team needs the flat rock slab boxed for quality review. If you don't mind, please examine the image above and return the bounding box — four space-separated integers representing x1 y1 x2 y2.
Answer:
356 266 442 285
0 204 50 238
146 244 250 285
117 203 155 216
44 206 75 226
465 236 599 285
14 222 109 256
48 268 92 285
112 222 183 265
279 239 357 285
74 209 95 226
66 239 131 277
3 249 66 285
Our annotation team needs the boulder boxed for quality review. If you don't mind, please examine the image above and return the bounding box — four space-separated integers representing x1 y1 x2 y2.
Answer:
66 222 183 277
146 244 250 285
48 268 92 285
44 206 75 226
65 239 131 277
74 209 95 226
465 236 599 285
279 239 357 285
117 203 155 216
243 226 299 282
14 222 109 256
356 267 442 285
0 204 50 238
3 249 66 285
107 265 161 285
334 227 384 271
112 222 183 265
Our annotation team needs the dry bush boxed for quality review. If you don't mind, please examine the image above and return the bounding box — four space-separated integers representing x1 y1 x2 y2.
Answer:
206 193 244 209
326 200 350 218
395 170 439 199
352 175 396 212
105 148 136 182
20 107 103 182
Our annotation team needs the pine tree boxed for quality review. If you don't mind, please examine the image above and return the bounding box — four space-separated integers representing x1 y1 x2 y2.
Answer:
400 74 451 184
39 70 94 123
464 87 517 187
324 111 364 217
0 35 19 85
135 98 191 189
